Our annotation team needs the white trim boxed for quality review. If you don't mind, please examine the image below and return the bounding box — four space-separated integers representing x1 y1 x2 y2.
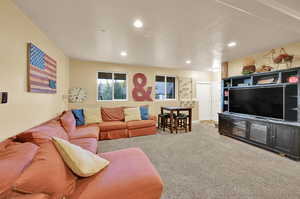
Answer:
96 71 129 102
154 74 177 101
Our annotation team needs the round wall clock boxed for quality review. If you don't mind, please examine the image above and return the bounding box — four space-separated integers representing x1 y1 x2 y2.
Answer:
69 88 87 103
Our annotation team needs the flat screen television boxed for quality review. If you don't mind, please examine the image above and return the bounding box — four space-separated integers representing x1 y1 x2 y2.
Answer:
229 86 284 119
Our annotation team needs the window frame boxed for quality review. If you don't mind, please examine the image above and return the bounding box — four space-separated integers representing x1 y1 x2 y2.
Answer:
155 74 177 101
96 71 128 102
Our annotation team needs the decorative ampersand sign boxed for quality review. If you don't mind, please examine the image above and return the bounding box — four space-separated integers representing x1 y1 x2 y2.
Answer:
132 73 153 101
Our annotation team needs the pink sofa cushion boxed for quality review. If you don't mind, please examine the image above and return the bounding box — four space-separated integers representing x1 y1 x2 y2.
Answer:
101 107 124 121
13 142 77 198
0 142 39 194
70 138 98 154
99 121 126 131
8 193 50 199
69 148 163 199
0 138 13 150
60 111 76 134
126 120 156 130
69 125 99 140
16 120 69 145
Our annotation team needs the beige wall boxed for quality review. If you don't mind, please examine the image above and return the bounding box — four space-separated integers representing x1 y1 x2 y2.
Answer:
0 0 69 141
228 41 300 77
69 59 213 121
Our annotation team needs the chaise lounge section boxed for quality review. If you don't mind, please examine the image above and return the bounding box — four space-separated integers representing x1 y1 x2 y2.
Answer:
0 110 163 199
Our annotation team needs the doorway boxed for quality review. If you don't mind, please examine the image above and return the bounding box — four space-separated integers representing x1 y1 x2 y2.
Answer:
196 82 212 121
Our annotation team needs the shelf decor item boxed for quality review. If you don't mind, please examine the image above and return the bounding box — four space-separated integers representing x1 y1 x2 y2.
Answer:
288 76 299 83
242 57 256 75
265 48 294 69
257 65 273 73
257 77 276 85
27 43 57 93
69 88 87 103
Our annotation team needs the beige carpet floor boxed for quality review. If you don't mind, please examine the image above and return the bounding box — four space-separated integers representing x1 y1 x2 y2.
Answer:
99 123 300 199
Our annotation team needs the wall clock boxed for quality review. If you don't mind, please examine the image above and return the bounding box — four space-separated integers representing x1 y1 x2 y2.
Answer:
69 88 87 103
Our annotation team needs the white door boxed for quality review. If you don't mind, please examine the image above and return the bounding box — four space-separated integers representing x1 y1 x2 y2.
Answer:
196 83 211 121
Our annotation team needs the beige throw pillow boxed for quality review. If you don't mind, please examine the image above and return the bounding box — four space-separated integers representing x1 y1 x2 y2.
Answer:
84 108 102 124
124 107 141 122
52 137 109 177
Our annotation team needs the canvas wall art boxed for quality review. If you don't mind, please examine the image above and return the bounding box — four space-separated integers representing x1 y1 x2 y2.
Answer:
27 43 57 93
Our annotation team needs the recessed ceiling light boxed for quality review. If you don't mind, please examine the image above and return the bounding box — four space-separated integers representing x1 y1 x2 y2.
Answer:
120 51 128 57
227 42 237 47
133 19 143 28
186 60 192 64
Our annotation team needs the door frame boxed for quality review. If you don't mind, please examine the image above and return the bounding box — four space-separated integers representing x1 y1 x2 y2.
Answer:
196 81 212 121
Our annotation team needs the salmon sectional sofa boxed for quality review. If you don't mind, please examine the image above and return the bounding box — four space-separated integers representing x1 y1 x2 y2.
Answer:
0 111 163 199
98 107 157 140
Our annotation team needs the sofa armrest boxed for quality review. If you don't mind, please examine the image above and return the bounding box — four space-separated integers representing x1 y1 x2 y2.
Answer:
69 125 100 140
149 115 157 122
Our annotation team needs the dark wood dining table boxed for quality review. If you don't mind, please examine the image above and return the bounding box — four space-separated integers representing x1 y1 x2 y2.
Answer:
161 106 192 133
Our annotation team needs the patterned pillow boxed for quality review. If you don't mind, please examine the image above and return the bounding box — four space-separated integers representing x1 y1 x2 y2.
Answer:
124 108 141 122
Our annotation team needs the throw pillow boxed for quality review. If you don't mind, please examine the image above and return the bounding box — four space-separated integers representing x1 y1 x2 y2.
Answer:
140 105 149 120
84 108 102 124
71 109 85 126
52 137 109 177
124 107 141 122
60 111 76 134
13 142 77 198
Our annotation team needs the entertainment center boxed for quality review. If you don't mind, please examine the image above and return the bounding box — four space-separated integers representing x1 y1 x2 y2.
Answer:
219 67 300 160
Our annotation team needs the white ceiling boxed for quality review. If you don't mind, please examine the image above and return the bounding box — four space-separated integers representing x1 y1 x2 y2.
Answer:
13 0 300 71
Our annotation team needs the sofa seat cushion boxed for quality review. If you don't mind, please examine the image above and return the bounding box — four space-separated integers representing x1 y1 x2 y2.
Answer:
126 120 156 130
16 120 69 145
128 126 157 138
99 121 126 131
13 143 77 198
69 125 99 140
70 148 163 199
100 129 128 141
70 138 98 154
0 142 39 194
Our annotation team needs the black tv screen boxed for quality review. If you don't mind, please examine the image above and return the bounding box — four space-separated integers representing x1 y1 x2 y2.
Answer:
229 86 284 119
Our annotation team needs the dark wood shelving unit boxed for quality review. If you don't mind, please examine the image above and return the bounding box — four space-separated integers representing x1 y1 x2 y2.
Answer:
219 67 300 160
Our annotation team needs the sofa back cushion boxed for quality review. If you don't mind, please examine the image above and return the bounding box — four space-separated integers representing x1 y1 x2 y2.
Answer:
16 120 68 145
84 108 102 124
60 111 76 134
0 142 39 195
101 107 124 121
13 142 77 198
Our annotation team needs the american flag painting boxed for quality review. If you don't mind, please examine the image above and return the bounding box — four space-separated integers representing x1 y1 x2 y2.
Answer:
28 43 57 93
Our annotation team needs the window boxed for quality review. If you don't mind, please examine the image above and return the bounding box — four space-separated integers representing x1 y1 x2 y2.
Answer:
97 72 127 101
155 75 176 100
